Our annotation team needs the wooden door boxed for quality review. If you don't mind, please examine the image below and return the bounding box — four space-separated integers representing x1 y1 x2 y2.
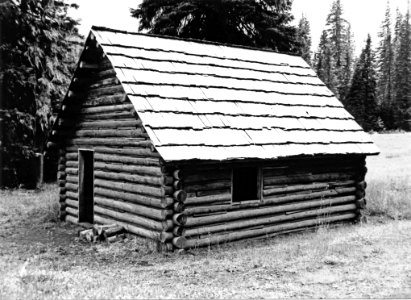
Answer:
78 149 94 223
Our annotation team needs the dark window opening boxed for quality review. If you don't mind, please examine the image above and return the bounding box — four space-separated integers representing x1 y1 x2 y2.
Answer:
232 167 260 202
78 150 94 223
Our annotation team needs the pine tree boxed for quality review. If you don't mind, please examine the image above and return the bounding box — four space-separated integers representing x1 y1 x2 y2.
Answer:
324 0 354 103
345 35 379 131
296 14 312 64
131 0 298 52
392 8 411 130
314 30 339 96
376 2 395 129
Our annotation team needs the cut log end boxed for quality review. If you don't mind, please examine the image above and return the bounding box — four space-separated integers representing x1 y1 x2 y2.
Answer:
173 190 187 203
172 236 187 249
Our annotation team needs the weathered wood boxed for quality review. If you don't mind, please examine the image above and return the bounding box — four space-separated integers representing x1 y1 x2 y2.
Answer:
94 204 172 231
263 172 356 186
66 138 151 148
66 191 78 200
183 204 356 237
94 178 171 197
185 204 231 216
356 198 366 209
65 182 78 192
173 226 186 237
94 162 162 177
173 202 185 213
60 129 148 139
65 214 77 224
61 119 139 129
263 180 355 196
94 196 172 222
66 146 161 158
173 180 183 190
185 180 231 193
93 215 170 241
94 187 173 209
173 213 187 226
173 190 187 203
262 187 356 205
184 193 232 205
82 94 127 107
174 213 356 249
183 171 231 184
94 170 165 187
66 206 78 217
66 199 78 208
173 170 182 180
94 153 160 167
177 195 356 227
77 103 134 115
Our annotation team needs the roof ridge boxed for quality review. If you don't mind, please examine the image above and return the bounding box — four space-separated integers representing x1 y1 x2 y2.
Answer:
91 26 301 58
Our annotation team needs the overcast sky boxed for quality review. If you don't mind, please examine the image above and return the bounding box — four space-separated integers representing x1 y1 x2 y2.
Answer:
70 0 410 55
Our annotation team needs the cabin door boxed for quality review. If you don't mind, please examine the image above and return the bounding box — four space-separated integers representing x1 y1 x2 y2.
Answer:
78 149 94 223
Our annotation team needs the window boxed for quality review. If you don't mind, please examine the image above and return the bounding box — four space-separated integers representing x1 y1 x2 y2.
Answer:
232 167 261 202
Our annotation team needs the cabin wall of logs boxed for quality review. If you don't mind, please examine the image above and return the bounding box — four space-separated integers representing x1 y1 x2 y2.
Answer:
171 155 367 249
53 40 175 251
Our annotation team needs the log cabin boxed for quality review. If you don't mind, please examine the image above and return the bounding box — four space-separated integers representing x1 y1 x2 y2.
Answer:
49 26 380 250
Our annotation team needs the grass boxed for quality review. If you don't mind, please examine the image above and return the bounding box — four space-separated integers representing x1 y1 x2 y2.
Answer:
366 132 411 220
0 133 410 299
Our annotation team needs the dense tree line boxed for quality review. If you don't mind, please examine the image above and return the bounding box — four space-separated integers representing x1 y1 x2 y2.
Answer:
311 0 410 131
0 0 81 187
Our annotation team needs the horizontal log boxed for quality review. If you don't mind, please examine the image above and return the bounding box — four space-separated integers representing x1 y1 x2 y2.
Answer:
65 146 161 158
183 171 231 184
178 195 356 227
94 153 160 167
184 193 232 205
66 191 78 200
183 204 356 237
173 226 185 237
82 94 127 107
66 175 78 184
263 172 356 186
94 162 162 177
185 180 231 193
94 170 165 187
66 168 78 175
65 214 78 224
94 178 167 198
263 180 356 196
87 85 124 99
60 129 148 139
185 204 232 216
60 119 140 129
94 199 172 229
66 138 151 148
196 188 231 197
78 103 134 115
94 187 173 209
262 187 356 205
66 206 78 217
65 182 78 192
71 76 120 91
66 199 78 208
174 212 356 249
93 215 171 241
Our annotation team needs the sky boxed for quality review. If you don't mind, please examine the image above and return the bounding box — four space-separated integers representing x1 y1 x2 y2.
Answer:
69 0 410 55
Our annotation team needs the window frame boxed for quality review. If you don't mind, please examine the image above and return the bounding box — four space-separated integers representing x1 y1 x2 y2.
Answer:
231 166 262 203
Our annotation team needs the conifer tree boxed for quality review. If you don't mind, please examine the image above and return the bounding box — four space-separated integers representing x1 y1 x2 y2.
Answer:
296 14 312 64
345 35 379 131
376 2 395 129
131 0 298 52
392 9 411 130
324 0 354 103
314 30 339 96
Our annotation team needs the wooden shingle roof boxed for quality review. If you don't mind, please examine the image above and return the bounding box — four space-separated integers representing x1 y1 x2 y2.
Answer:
90 26 379 162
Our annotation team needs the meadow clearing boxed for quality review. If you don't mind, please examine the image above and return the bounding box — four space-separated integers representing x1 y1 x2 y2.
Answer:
0 133 410 299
